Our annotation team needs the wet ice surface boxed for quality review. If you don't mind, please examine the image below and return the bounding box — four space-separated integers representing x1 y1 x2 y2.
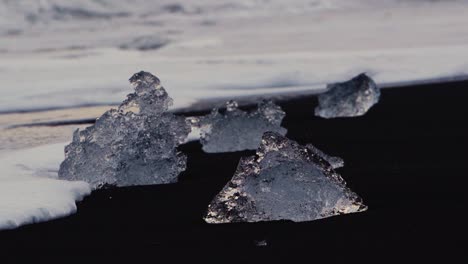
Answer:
315 74 380 118
305 144 344 169
58 71 190 189
204 132 367 223
193 100 287 153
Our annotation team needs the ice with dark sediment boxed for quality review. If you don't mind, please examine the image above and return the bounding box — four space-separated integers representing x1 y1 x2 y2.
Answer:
315 73 380 118
192 100 287 153
58 71 190 189
204 132 366 223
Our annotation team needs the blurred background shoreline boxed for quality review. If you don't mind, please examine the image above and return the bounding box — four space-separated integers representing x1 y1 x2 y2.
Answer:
1 0 468 114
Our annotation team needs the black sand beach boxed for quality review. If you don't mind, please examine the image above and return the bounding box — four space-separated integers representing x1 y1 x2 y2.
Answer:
1 81 467 262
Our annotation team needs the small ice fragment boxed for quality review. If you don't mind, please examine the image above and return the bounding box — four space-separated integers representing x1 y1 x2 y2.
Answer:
204 132 367 224
58 71 190 189
305 144 344 169
194 100 287 153
255 240 268 247
315 73 380 118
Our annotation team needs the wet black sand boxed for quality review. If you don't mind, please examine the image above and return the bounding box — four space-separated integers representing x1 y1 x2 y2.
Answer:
1 81 467 262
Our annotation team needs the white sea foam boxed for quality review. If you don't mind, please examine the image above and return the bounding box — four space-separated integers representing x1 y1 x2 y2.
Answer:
0 143 91 230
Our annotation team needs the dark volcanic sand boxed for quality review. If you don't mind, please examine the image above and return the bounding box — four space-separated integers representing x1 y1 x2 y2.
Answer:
1 81 467 262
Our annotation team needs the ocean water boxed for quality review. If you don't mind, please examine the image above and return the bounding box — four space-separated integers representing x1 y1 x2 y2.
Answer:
1 0 468 113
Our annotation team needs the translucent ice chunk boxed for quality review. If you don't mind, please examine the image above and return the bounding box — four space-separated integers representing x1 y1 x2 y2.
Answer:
315 73 380 118
58 71 190 189
204 132 366 223
194 100 287 153
255 240 268 247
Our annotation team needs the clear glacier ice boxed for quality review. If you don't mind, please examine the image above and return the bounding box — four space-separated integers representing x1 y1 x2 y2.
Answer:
204 132 367 223
58 71 190 189
255 240 268 247
193 100 287 153
315 73 380 118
